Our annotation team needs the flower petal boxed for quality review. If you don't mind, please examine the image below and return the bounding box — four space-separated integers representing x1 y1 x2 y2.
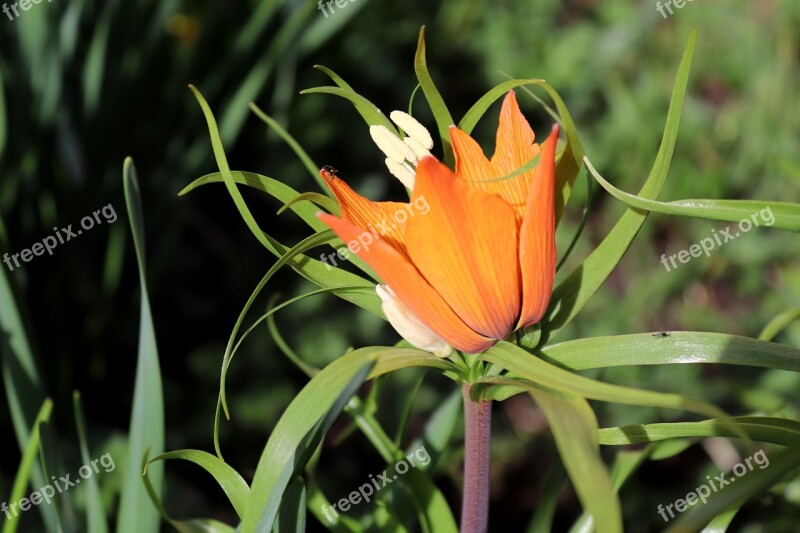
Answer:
449 92 542 223
317 212 493 353
517 124 559 329
405 157 520 340
376 284 453 357
321 168 410 257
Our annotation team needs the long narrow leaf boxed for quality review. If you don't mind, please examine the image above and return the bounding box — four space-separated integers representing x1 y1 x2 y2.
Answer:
533 31 697 346
117 157 165 533
242 347 453 531
585 156 800 231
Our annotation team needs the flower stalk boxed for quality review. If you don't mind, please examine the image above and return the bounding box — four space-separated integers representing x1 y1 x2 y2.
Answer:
461 383 492 533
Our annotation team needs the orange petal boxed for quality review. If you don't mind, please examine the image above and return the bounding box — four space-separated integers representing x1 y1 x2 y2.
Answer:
449 92 542 222
317 212 493 353
517 125 559 329
321 168 410 257
450 125 495 184
405 157 520 340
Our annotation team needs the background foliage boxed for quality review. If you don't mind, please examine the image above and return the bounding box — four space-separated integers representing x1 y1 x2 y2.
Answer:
0 0 798 530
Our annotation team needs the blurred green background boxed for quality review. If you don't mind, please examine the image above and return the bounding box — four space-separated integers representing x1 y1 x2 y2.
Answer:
1 0 799 530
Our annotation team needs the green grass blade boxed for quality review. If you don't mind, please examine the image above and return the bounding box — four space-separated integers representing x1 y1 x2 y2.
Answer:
141 452 237 533
473 379 620 532
215 230 360 441
413 27 455 167
528 389 621 533
666 442 800 533
299 87 396 133
759 308 800 341
541 332 800 372
276 192 340 217
117 157 165 533
146 450 250 520
345 395 459 533
242 347 454 531
248 103 327 193
1 399 53 533
246 362 374 532
275 477 306 533
219 1 314 146
179 170 329 232
598 416 800 446
585 156 800 231
73 392 109 533
481 341 728 420
0 251 59 532
189 89 381 311
535 30 697 346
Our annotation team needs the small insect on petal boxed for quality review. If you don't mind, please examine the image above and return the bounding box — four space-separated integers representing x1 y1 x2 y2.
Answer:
369 125 416 164
403 137 432 162
377 284 454 358
384 158 416 190
390 111 434 149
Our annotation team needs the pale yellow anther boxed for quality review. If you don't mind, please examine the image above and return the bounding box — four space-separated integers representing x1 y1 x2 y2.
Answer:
390 111 434 149
404 137 431 162
369 125 415 164
384 158 416 190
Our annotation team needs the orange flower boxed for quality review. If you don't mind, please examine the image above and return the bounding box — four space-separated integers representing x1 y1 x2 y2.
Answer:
319 91 559 354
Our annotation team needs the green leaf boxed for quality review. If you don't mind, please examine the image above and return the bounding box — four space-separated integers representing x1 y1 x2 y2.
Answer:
598 416 800 446
525 463 564 533
700 505 742 533
248 103 328 193
759 308 800 341
141 451 237 533
534 30 697 346
185 91 382 314
300 87 396 133
146 450 250 520
73 392 109 533
530 389 621 533
414 26 455 166
585 156 800 231
472 380 621 533
219 1 315 146
213 230 375 458
117 157 165 533
247 361 374 532
179 170 328 232
481 341 729 420
242 347 454 532
305 475 361 532
0 224 59 531
568 441 692 533
277 192 340 217
540 332 800 373
2 399 53 533
666 442 800 533
275 477 306 533
345 394 459 533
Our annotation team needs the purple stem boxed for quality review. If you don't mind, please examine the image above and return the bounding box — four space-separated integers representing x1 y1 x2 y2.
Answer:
461 383 492 533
